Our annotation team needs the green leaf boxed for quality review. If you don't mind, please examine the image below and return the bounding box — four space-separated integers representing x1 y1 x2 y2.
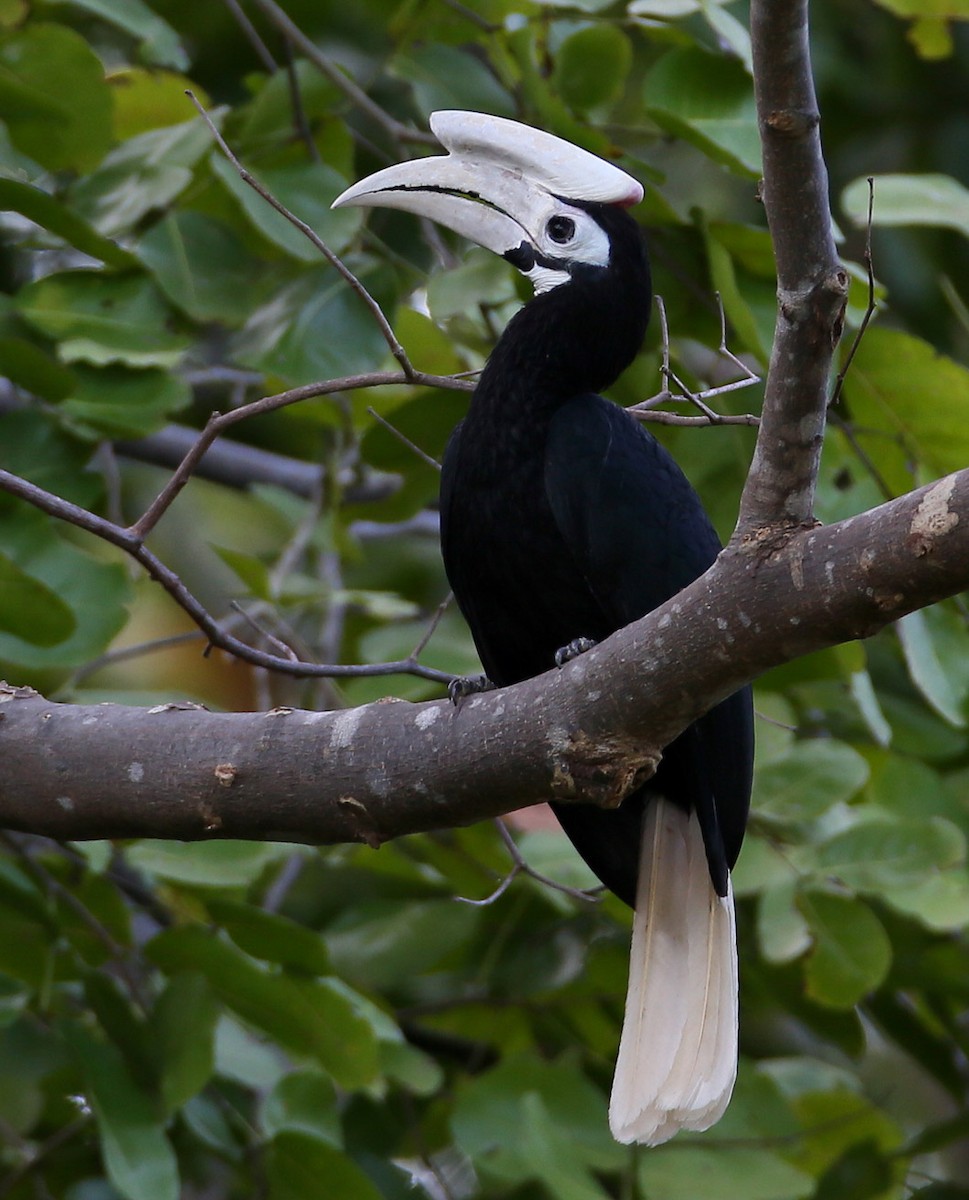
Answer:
71 115 218 238
645 47 760 176
638 1146 814 1200
266 1132 383 1200
126 841 297 888
554 26 633 111
0 513 130 672
147 928 379 1089
814 817 965 892
60 365 191 440
843 173 969 238
392 42 515 119
0 409 102 507
452 1053 622 1189
326 899 480 992
212 545 273 601
797 890 892 1007
261 1069 341 1145
55 0 188 70
0 550 76 645
0 23 112 171
137 211 274 324
205 898 331 975
235 263 391 387
842 326 969 478
897 608 968 727
758 883 812 964
0 336 76 400
211 155 362 263
149 973 219 1113
64 1021 179 1200
15 271 191 369
753 740 870 823
0 178 136 268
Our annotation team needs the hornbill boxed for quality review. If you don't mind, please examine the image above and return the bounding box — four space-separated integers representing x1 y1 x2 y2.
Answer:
333 112 754 1145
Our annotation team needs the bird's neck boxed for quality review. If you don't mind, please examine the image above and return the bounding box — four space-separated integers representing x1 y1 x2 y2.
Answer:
470 243 651 432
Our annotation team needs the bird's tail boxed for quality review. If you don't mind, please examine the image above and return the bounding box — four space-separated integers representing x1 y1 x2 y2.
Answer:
608 795 738 1145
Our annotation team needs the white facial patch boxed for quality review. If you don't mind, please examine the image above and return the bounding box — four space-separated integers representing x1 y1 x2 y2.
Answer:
520 201 612 293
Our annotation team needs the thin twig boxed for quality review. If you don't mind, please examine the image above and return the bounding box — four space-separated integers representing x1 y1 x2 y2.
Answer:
186 91 412 374
218 0 277 72
128 368 470 542
830 176 877 409
0 1116 91 1200
242 0 437 145
628 295 761 426
455 819 602 906
283 37 321 162
0 465 453 684
367 407 443 471
410 593 454 661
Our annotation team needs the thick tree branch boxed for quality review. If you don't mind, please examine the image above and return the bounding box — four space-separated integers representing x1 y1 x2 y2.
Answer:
736 0 846 536
3 469 967 845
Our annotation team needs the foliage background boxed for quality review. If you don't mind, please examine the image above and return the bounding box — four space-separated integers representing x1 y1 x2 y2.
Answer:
2 0 969 1197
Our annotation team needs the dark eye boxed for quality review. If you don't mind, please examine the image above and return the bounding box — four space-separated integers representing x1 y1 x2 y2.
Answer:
546 215 576 244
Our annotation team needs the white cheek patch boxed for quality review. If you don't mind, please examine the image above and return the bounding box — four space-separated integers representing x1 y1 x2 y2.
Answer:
527 264 571 294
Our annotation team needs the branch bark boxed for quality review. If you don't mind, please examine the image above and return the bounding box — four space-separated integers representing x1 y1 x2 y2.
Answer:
3 469 968 844
1 0 966 849
737 0 846 536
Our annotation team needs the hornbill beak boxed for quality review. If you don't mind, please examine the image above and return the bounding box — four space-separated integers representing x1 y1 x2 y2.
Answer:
331 111 643 279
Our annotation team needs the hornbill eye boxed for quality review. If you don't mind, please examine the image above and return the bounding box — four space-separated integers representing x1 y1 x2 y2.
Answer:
546 215 576 244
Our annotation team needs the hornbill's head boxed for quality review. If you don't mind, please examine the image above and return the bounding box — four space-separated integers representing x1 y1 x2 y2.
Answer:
332 111 651 393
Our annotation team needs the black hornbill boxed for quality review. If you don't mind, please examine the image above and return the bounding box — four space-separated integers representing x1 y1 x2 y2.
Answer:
334 111 754 1145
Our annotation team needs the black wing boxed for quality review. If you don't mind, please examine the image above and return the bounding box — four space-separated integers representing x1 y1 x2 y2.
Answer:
543 395 753 904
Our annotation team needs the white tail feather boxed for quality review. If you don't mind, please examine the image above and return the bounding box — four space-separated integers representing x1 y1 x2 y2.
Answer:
608 797 738 1145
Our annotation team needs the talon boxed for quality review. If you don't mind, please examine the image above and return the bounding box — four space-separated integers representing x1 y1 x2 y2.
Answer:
448 674 495 706
555 637 597 667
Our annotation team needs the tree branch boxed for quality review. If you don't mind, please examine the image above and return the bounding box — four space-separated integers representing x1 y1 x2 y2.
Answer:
736 0 847 536
3 469 968 845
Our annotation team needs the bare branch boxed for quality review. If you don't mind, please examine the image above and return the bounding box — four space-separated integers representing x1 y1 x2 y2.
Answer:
830 176 877 410
628 295 762 428
242 0 437 146
4 468 969 846
0 464 453 685
186 91 412 375
736 0 848 535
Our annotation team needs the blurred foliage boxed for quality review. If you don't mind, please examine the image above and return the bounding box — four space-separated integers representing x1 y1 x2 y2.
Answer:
1 0 969 1197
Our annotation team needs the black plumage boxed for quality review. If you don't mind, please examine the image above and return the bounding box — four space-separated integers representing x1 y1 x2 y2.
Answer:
439 203 753 909
334 110 754 1144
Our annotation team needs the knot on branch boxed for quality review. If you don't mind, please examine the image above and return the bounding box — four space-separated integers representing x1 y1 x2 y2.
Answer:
549 729 658 809
764 107 820 137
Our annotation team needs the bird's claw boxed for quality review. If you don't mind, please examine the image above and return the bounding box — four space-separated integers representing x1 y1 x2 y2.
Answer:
555 637 597 667
448 674 496 706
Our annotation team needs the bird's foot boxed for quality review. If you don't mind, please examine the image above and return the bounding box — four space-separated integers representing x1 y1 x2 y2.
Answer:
554 636 597 667
448 674 495 706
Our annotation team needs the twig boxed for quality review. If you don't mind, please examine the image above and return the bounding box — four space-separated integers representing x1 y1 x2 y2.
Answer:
0 832 150 1011
242 0 437 145
830 176 877 409
628 294 761 426
229 601 301 663
218 0 277 72
186 91 412 375
0 1116 91 1199
367 407 443 471
410 593 454 661
0 464 453 684
283 38 321 163
455 819 602 906
127 368 470 542
68 632 207 686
